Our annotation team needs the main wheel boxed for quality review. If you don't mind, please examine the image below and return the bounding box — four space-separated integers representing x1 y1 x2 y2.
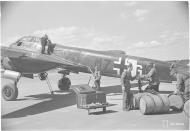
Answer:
58 77 71 91
2 83 18 101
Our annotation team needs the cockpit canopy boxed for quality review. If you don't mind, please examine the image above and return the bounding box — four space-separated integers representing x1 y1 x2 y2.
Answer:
10 36 42 52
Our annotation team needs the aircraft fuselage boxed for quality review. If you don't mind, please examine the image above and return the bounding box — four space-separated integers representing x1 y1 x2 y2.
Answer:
2 36 172 83
53 44 171 83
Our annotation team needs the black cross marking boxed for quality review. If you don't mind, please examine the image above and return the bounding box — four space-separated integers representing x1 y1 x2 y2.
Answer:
113 57 129 75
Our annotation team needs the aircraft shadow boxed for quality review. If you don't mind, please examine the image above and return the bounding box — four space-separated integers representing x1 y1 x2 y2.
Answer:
2 85 174 119
2 85 120 119
90 110 118 115
2 90 76 119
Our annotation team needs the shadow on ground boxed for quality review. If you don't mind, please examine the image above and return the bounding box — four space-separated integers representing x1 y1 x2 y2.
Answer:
2 84 120 119
144 110 183 116
2 89 76 119
90 110 118 115
2 84 174 119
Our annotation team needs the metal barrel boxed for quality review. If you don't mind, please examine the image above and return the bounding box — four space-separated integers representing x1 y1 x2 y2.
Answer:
158 94 170 112
133 93 146 109
183 100 189 117
168 94 184 110
140 93 170 114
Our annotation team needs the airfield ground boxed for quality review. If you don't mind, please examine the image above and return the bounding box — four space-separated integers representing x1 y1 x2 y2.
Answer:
1 72 189 130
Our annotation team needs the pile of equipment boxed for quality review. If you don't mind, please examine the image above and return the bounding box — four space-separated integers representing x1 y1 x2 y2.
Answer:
139 93 170 114
132 92 189 116
132 92 170 114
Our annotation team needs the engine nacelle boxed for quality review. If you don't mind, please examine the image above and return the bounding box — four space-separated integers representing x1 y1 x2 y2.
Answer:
2 70 21 82
1 57 15 70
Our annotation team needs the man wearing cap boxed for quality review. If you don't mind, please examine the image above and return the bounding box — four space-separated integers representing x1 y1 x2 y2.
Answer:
170 64 190 101
143 62 160 92
121 63 136 111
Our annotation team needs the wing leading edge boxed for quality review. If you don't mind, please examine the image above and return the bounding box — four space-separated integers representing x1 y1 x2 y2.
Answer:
1 46 89 72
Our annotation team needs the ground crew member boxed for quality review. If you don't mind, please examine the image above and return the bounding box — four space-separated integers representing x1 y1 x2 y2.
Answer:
170 65 190 101
143 62 160 92
41 34 49 54
121 63 136 111
93 66 101 91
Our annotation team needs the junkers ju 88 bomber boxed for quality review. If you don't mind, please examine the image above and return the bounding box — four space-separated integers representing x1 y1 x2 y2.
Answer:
1 35 185 101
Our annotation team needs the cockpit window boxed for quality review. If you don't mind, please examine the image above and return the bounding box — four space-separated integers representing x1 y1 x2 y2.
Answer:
20 37 33 42
11 35 55 53
28 37 41 43
14 36 41 51
16 36 40 44
15 36 31 46
15 36 41 46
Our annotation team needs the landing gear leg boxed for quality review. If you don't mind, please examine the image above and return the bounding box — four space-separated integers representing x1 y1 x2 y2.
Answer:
38 72 54 95
46 76 54 95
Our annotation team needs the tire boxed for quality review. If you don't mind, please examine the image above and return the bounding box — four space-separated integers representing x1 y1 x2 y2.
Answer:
58 77 71 91
2 83 18 101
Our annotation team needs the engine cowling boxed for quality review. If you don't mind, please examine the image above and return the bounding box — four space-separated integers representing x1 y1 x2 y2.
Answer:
1 57 16 71
2 70 21 82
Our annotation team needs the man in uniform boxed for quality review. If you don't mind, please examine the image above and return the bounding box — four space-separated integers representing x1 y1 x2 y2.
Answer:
121 63 136 111
170 64 190 101
47 39 54 55
93 66 101 91
41 34 49 54
143 62 160 92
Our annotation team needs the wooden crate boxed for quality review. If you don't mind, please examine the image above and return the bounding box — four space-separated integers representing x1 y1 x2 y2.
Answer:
72 84 107 109
77 93 96 108
76 91 107 108
95 91 106 104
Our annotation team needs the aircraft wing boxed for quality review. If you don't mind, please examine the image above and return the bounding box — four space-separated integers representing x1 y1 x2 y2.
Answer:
1 46 30 58
1 46 89 71
45 54 89 70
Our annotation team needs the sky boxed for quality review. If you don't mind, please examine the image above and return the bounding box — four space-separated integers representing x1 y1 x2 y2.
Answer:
1 1 189 60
